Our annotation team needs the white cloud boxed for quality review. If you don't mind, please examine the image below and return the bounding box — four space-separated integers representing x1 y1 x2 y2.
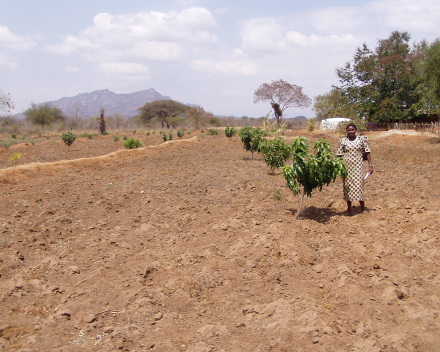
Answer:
241 18 287 54
367 0 440 33
191 58 258 76
0 25 38 50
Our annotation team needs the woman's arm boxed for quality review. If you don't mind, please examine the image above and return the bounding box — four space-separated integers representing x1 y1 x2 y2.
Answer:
366 153 373 174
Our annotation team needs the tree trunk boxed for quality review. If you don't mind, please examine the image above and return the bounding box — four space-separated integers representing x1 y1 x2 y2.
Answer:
295 192 306 220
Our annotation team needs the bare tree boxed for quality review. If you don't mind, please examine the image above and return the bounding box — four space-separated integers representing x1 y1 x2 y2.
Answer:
97 109 106 135
253 79 311 125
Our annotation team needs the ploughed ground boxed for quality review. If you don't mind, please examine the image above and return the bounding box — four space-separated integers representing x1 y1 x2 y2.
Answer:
0 130 439 351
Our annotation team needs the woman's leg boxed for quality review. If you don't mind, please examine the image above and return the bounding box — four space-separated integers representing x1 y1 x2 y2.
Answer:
346 201 353 215
360 201 367 213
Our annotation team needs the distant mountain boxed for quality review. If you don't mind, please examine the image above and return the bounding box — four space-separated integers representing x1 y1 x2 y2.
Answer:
41 89 171 118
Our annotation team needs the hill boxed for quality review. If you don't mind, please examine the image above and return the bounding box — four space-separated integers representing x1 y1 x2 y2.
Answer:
19 89 171 119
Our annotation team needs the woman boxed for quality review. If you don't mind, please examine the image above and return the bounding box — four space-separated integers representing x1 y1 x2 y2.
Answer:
336 123 373 215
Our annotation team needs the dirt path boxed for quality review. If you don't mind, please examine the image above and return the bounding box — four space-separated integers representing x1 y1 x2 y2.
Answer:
1 130 439 351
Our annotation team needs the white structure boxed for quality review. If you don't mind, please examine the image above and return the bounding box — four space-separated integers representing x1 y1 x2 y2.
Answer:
321 117 350 130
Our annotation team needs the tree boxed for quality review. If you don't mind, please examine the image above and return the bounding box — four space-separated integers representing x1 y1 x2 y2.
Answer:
186 106 213 129
24 103 65 127
313 87 358 120
238 126 269 159
253 79 311 124
97 109 106 135
259 137 291 173
139 100 189 129
336 31 422 122
61 131 77 151
282 137 347 219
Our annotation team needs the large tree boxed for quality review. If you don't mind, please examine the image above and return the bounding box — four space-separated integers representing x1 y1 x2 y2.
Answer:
139 100 189 128
313 87 357 121
336 31 422 122
253 79 311 124
186 106 213 130
24 103 65 126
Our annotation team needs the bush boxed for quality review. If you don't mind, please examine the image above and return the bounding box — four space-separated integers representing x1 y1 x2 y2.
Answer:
177 130 184 138
133 129 137 134
337 117 367 136
187 131 191 134
307 118 315 132
2 139 11 149
259 137 291 172
103 131 109 136
208 116 221 127
238 126 269 159
113 135 120 142
162 132 167 142
225 125 236 137
146 132 150 136
282 137 347 219
168 131 173 140
122 135 128 140
152 131 156 134
30 139 35 145
123 137 142 149
207 128 219 135
79 132 93 139
61 131 77 150
11 134 16 139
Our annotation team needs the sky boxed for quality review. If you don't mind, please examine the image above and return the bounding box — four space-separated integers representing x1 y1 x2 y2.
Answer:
1 0 440 118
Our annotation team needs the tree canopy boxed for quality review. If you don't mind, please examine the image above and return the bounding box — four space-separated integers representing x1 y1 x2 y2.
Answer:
0 92 14 115
253 80 311 124
186 106 213 129
139 100 189 128
24 103 65 126
317 31 440 123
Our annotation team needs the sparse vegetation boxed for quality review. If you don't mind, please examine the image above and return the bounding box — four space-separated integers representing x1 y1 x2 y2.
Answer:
177 130 184 138
225 125 236 137
238 126 269 159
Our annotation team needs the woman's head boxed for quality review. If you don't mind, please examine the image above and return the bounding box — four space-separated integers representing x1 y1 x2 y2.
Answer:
346 123 357 131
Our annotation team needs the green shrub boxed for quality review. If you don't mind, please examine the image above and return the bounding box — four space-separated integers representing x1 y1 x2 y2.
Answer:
146 132 150 136
238 126 269 159
30 139 35 145
307 118 315 132
162 132 167 142
207 128 219 135
133 129 137 134
282 137 347 219
177 130 184 138
152 131 156 134
168 131 173 140
79 132 93 139
113 135 120 142
61 131 77 150
11 134 16 139
122 135 128 140
103 131 109 136
225 125 236 137
187 131 191 134
123 137 142 149
259 137 291 172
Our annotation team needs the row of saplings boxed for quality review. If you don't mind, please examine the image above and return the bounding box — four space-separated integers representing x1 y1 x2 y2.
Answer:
60 125 347 218
230 125 347 219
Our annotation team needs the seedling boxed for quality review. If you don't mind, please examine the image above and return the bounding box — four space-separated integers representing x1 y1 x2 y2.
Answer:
168 131 173 140
259 137 291 172
225 125 236 137
113 135 120 142
177 130 184 138
11 153 21 169
282 137 347 219
123 137 141 149
61 131 77 151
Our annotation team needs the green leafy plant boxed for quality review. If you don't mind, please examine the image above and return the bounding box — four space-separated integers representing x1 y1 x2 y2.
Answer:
113 135 120 142
152 131 156 134
79 132 93 139
61 131 77 151
307 118 315 132
207 128 219 135
168 131 173 140
238 126 269 159
274 189 283 201
225 125 236 137
162 132 168 142
122 135 128 140
30 139 35 145
102 131 109 136
282 137 347 219
146 132 150 136
177 130 184 138
259 137 291 173
187 131 191 134
123 137 142 149
11 134 16 139
133 129 137 134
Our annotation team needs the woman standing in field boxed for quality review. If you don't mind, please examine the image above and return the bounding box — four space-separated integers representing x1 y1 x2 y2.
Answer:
336 123 373 215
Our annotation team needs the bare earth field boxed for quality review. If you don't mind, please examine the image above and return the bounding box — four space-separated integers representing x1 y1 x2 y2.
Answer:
0 130 439 351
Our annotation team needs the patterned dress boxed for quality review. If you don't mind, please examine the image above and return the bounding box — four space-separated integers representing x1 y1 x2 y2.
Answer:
336 136 371 201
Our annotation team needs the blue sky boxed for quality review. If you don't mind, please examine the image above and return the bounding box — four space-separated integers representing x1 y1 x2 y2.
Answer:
1 0 439 118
